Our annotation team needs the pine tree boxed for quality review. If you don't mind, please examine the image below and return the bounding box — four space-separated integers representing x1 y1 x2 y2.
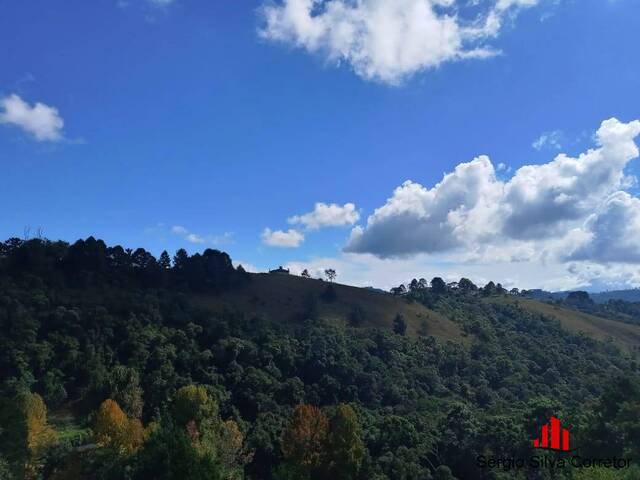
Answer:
159 250 171 269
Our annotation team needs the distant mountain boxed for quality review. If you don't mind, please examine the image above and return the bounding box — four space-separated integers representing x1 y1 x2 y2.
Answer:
590 289 640 303
524 288 640 304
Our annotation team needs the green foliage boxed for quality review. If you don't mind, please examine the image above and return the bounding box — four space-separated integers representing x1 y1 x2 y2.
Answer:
1 237 640 480
134 421 223 480
106 366 144 419
171 385 219 431
393 314 407 335
325 404 365 479
0 397 27 479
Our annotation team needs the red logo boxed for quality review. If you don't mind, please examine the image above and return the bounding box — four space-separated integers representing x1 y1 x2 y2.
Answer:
533 416 570 451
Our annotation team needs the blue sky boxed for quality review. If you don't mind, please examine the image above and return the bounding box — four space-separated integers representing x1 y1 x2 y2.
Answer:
1 0 639 291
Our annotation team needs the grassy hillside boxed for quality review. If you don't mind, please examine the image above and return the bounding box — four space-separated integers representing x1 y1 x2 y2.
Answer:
193 272 463 341
487 296 640 351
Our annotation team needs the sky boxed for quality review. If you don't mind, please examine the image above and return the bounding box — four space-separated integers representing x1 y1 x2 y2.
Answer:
1 0 639 291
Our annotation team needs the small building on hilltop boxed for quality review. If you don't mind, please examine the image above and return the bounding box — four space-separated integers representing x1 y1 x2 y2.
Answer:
269 266 290 275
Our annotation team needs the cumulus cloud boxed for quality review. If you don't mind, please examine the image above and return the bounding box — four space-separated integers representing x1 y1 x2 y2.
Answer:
259 0 539 84
0 94 64 142
566 192 640 263
345 117 640 259
261 228 305 247
288 202 360 230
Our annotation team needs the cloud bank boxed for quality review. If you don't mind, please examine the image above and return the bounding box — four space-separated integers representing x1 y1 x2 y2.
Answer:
259 0 540 84
345 118 640 266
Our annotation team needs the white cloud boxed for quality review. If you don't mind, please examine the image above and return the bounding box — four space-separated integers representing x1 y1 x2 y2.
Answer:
0 94 64 142
345 118 640 259
566 192 640 263
171 225 189 235
284 251 594 291
259 0 539 84
532 130 563 150
171 225 234 245
288 202 360 230
233 260 261 273
261 228 305 247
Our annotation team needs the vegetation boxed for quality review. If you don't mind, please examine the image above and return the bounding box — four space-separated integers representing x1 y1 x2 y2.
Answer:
1 237 639 479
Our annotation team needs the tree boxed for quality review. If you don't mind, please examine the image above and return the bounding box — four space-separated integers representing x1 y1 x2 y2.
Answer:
325 404 364 479
94 399 146 455
418 319 429 336
281 405 329 474
566 291 594 308
430 277 447 295
159 250 171 269
301 269 311 278
218 419 249 476
324 269 336 282
434 465 458 480
19 392 57 459
0 396 28 478
458 278 477 294
173 249 189 271
349 305 365 327
482 281 497 296
107 365 144 418
134 421 223 480
95 399 128 447
393 314 407 336
390 284 406 296
171 385 218 432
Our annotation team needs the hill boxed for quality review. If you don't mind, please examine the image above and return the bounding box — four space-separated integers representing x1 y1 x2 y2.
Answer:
487 296 640 352
1 237 639 480
524 288 640 304
590 288 640 303
192 272 463 341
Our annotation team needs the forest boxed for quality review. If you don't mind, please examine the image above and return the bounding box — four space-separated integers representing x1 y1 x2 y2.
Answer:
0 237 639 479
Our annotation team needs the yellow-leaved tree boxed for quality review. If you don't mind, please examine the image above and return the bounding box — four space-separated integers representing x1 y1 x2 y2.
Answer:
94 398 147 455
281 404 329 473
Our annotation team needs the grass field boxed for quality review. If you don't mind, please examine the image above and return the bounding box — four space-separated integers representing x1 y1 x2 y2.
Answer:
192 273 463 341
49 408 90 444
487 296 640 352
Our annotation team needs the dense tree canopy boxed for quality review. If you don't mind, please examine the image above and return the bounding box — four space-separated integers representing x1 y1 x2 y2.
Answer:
0 237 639 479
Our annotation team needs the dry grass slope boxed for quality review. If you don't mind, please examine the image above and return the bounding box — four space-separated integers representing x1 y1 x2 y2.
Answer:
192 273 463 341
488 296 640 352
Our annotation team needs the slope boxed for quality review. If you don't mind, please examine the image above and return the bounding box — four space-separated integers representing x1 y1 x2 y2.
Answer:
488 296 640 352
192 273 463 341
